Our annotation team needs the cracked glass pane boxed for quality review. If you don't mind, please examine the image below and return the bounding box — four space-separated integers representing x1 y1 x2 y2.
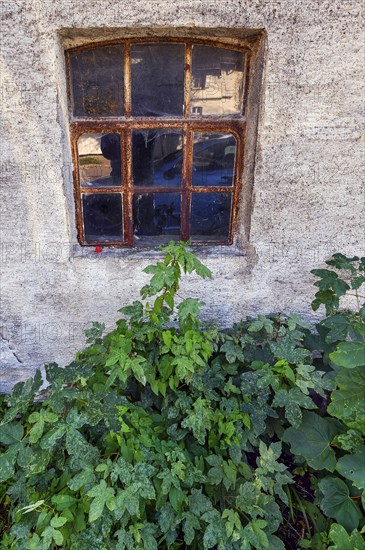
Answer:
70 45 124 117
191 46 245 115
78 133 121 188
133 193 181 245
131 44 185 116
192 133 236 187
190 192 232 241
132 129 183 187
82 193 123 242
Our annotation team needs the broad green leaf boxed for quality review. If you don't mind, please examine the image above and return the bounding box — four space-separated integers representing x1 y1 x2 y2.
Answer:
0 422 24 445
50 515 68 528
169 486 186 512
336 447 365 489
51 494 77 511
328 524 365 550
328 367 365 434
282 411 342 471
329 341 365 368
318 477 362 531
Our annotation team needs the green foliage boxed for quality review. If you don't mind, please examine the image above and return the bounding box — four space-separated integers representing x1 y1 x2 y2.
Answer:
0 246 364 549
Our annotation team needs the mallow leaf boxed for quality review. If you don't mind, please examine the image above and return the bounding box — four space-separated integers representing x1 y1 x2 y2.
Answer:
318 477 362 531
329 342 365 369
336 447 365 489
282 411 342 471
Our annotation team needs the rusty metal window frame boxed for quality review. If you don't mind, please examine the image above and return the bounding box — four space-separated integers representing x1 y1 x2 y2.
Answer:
66 37 251 247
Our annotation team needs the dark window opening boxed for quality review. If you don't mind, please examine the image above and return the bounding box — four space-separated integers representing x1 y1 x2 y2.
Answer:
67 38 249 246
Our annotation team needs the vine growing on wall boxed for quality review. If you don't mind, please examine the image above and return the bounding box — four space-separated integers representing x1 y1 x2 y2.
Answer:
0 244 364 549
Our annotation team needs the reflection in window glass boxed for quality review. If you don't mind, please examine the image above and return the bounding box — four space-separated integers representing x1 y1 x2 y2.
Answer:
192 133 236 187
78 134 121 188
70 45 124 117
132 130 183 187
190 193 232 241
191 46 245 115
82 193 123 242
131 44 185 116
133 193 181 244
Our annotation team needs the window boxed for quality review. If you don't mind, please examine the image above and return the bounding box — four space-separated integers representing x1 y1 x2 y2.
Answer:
66 38 249 247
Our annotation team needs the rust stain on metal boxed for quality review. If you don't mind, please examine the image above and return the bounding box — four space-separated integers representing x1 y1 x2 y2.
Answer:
66 37 252 247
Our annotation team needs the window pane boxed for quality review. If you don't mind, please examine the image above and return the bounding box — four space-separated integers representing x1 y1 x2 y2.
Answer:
191 46 245 115
132 130 183 187
190 192 232 241
82 193 123 242
192 133 236 187
70 45 124 117
78 134 121 188
131 44 184 116
133 193 181 244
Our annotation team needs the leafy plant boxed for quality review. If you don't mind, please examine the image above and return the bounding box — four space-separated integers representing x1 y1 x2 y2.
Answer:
0 246 364 549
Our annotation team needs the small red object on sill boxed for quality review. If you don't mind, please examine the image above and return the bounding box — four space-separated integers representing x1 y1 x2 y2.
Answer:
95 246 102 253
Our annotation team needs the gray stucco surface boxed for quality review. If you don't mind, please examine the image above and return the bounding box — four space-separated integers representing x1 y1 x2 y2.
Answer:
0 1 364 391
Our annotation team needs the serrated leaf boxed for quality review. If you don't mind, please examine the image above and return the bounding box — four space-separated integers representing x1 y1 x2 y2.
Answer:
318 477 362 531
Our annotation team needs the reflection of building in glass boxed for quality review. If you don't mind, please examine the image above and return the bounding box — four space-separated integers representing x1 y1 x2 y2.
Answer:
191 47 245 115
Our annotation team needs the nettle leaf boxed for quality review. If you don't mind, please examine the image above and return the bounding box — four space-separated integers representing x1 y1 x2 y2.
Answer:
328 524 365 550
272 388 315 427
329 341 365 369
336 447 365 489
282 411 342 471
318 477 362 531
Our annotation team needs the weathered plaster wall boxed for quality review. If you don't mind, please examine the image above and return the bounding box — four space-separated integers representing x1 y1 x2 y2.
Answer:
1 0 364 390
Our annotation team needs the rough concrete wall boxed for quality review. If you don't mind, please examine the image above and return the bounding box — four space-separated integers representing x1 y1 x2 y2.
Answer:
0 0 364 391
